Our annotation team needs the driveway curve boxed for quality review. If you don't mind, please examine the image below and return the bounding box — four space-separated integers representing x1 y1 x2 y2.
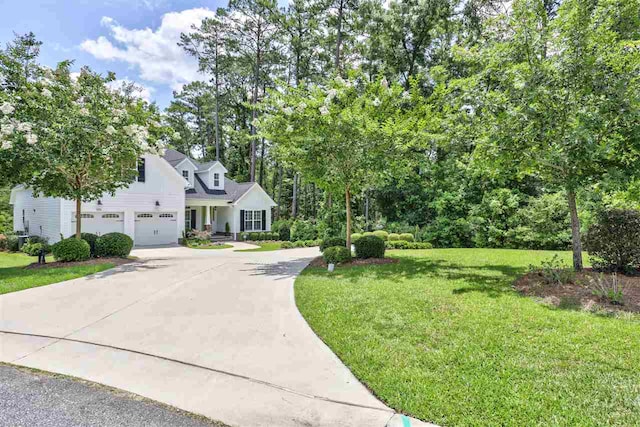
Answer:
0 245 427 427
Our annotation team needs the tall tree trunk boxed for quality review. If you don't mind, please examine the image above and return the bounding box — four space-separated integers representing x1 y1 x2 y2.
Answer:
335 0 344 72
214 43 221 162
345 184 352 248
365 194 369 225
250 35 262 182
277 165 283 219
567 190 583 271
311 183 316 218
292 172 298 218
259 137 266 187
75 197 82 239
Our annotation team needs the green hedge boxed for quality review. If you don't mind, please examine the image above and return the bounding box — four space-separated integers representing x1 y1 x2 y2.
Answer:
388 233 400 241
353 235 385 259
386 241 433 250
95 232 133 258
399 233 415 242
351 233 363 242
373 230 389 241
320 237 346 252
323 246 352 264
52 238 91 262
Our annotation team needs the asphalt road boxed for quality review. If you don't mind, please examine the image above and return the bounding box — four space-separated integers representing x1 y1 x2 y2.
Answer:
0 364 226 427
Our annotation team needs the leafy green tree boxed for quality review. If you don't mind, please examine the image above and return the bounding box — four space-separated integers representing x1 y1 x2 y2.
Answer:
457 0 640 270
181 9 231 161
0 62 167 239
261 74 417 247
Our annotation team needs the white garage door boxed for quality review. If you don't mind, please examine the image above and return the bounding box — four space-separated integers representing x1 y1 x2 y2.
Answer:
134 212 177 246
71 212 124 236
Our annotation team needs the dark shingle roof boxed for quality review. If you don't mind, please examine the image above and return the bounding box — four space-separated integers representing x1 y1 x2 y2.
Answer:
162 148 254 203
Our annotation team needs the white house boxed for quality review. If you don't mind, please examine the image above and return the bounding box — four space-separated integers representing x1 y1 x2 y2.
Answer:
10 149 277 246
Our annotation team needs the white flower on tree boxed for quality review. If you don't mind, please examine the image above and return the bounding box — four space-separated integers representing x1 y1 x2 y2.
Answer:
26 133 38 145
381 77 389 89
42 88 53 98
1 140 12 150
17 122 32 132
286 124 294 132
296 102 307 112
1 123 15 136
372 97 381 107
79 108 90 116
106 125 116 135
283 106 294 115
319 105 329 115
0 102 15 115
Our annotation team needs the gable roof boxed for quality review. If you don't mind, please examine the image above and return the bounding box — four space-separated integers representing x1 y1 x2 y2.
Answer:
162 148 257 203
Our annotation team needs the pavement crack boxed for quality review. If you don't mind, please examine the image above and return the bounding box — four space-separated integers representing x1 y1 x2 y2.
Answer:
1 330 393 414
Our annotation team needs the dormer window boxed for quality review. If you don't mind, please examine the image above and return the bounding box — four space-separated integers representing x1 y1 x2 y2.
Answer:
214 173 220 187
182 170 189 180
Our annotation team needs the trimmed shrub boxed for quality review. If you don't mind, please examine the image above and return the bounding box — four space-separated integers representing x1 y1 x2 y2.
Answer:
22 242 44 256
320 237 346 252
95 232 133 258
399 233 415 242
323 246 352 265
6 235 19 252
585 209 640 273
354 235 386 259
373 230 389 241
362 231 374 237
69 233 98 257
293 240 306 248
386 241 433 250
281 241 294 249
303 240 317 247
388 233 400 241
291 220 317 241
350 233 363 243
258 232 267 240
0 234 7 250
52 238 91 262
26 235 50 253
248 232 259 241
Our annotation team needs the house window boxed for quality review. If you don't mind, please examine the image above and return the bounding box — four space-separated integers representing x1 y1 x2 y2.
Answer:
136 213 153 218
159 213 174 218
102 213 120 219
182 170 189 180
214 173 220 187
185 209 191 230
244 210 262 231
137 158 146 182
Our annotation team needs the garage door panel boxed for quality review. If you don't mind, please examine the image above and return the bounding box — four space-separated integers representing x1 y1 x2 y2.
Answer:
71 212 124 237
134 212 177 246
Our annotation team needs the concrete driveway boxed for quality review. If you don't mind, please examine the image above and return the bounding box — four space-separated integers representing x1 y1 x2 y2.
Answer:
0 245 426 427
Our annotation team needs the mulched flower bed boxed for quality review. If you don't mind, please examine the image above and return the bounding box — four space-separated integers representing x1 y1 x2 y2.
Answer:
25 257 134 270
514 270 640 313
308 256 399 268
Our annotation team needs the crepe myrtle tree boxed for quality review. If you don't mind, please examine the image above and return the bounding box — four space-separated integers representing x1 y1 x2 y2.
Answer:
259 73 418 248
0 62 169 239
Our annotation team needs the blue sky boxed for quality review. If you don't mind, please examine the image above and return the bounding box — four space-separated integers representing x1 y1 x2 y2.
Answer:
0 0 250 107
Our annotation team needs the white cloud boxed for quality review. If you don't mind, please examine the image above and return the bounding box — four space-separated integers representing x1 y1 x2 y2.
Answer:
107 78 156 102
80 8 216 91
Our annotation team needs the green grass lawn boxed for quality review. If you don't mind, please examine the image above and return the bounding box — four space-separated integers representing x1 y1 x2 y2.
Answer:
295 248 640 427
235 241 283 252
0 252 115 295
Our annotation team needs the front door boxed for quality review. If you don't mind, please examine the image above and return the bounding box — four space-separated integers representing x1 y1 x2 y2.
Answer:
191 209 197 231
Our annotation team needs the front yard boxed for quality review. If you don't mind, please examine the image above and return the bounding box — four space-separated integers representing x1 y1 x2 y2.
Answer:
0 252 114 295
295 249 640 426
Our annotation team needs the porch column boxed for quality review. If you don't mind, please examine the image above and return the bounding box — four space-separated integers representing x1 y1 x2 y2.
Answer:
205 206 211 231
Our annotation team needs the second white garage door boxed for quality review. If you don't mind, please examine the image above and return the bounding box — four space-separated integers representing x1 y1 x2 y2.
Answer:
134 212 178 246
72 212 124 236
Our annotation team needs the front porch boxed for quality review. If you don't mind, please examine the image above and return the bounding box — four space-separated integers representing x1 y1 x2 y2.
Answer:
185 200 234 238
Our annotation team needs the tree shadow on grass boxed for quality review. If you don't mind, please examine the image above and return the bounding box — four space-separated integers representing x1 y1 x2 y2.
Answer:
305 256 527 299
